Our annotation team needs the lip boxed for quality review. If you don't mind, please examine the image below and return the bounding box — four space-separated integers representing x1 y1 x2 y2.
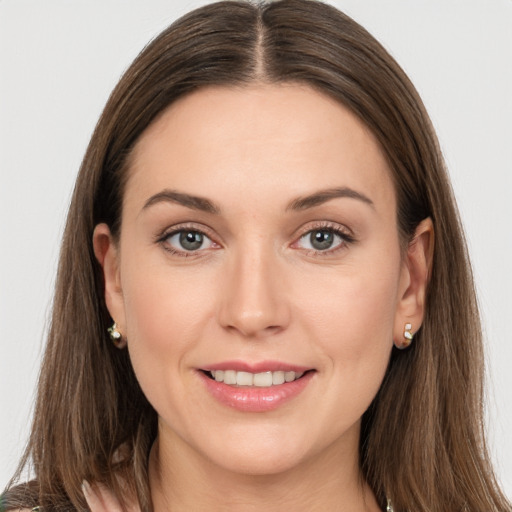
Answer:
204 360 311 373
198 362 315 412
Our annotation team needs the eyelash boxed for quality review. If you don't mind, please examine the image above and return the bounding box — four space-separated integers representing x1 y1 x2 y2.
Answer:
156 223 218 258
156 222 355 258
295 222 355 256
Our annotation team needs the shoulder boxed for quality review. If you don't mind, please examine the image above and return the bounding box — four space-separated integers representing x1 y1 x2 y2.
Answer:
83 481 140 512
1 484 40 512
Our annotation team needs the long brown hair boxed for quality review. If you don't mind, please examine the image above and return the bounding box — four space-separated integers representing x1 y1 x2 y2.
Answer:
3 1 509 511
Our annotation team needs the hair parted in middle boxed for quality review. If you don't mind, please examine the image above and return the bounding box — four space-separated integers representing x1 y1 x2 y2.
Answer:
5 2 507 512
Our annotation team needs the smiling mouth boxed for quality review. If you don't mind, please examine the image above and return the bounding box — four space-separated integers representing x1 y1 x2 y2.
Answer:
204 369 310 387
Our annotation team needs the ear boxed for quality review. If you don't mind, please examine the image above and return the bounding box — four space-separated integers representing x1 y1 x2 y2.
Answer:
93 223 126 335
394 217 434 347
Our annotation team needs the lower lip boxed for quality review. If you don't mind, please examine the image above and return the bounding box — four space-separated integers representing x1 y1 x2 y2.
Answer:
199 371 314 412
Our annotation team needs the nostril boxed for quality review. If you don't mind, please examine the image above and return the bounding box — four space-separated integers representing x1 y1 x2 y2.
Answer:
222 320 284 339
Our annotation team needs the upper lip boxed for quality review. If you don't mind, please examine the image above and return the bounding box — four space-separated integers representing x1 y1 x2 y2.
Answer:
201 360 313 373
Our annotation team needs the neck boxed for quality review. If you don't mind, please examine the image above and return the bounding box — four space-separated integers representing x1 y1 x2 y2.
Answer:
148 426 380 512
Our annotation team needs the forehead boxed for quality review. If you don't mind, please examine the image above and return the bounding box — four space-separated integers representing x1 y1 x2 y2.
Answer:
125 83 395 215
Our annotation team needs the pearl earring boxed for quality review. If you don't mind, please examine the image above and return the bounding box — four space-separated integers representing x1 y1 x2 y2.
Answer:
395 322 413 349
108 322 126 349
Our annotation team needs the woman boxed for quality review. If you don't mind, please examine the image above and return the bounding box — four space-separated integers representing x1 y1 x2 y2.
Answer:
2 0 510 510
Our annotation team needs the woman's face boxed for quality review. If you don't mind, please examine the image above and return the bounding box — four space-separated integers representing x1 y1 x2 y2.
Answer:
96 83 427 476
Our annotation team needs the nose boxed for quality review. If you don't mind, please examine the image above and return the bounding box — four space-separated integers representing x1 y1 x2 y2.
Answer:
217 244 290 339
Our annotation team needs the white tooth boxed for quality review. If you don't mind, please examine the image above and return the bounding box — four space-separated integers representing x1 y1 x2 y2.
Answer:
215 370 224 382
223 370 237 385
236 371 253 386
254 372 273 387
210 370 216 379
272 371 285 385
284 371 296 383
295 372 304 379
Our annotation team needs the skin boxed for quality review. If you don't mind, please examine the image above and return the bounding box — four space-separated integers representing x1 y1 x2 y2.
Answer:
93 83 433 511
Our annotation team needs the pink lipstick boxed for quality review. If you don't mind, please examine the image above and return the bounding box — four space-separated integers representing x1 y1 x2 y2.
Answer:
198 360 315 412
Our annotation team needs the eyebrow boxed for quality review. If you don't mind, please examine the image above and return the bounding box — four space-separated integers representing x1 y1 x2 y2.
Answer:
286 187 375 211
141 186 374 215
142 189 221 214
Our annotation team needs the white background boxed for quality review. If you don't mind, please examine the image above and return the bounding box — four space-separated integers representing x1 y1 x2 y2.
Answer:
1 0 511 498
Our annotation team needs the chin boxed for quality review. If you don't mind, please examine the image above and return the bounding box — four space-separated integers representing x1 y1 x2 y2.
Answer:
211 448 307 477
195 426 323 477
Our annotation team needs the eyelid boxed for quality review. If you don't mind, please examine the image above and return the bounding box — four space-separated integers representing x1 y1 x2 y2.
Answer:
156 221 218 241
156 222 221 256
291 221 356 254
300 220 353 235
154 220 355 257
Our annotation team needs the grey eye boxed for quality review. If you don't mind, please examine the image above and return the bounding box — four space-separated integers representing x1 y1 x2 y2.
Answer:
311 231 334 250
298 229 344 251
180 231 203 250
166 230 212 251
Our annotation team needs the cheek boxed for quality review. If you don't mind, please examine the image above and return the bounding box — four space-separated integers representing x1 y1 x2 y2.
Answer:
299 270 399 346
118 255 217 407
293 252 401 389
122 256 213 347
